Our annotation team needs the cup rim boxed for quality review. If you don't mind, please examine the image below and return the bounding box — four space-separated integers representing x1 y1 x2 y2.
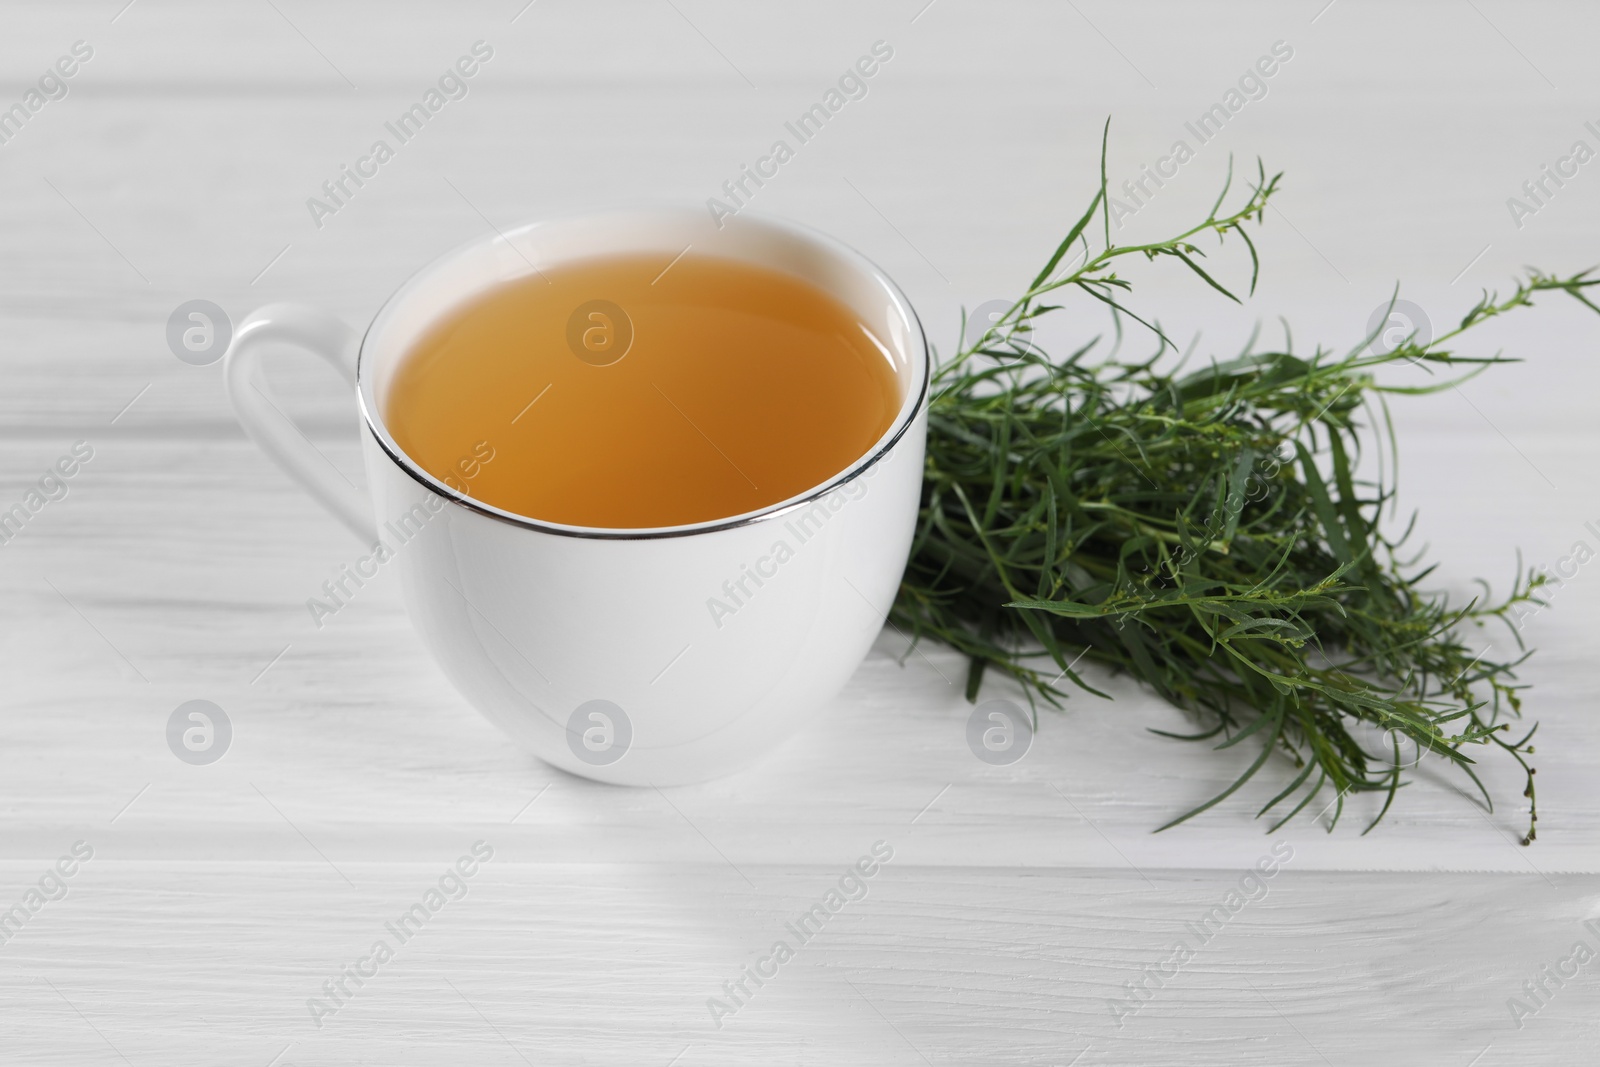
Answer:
354 207 931 541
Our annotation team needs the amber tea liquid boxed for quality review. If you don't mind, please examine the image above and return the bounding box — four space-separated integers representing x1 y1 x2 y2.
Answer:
384 253 902 528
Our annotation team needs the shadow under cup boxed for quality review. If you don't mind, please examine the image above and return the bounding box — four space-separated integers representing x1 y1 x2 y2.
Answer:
356 209 930 784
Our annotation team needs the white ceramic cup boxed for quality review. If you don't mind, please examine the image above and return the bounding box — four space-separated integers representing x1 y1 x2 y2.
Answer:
225 208 929 784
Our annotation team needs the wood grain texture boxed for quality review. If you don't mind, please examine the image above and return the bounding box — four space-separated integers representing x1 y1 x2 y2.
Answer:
3 863 1598 1065
3 0 1599 1062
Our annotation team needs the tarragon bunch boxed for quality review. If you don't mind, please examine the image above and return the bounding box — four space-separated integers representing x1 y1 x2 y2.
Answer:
893 125 1599 841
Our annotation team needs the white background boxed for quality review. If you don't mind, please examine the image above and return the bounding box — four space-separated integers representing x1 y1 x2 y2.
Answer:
1 1 1597 1063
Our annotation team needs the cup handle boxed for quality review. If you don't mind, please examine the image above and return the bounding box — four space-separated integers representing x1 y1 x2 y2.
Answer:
224 303 377 544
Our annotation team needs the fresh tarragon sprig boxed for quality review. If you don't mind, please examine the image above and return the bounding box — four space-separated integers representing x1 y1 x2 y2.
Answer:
892 123 1599 842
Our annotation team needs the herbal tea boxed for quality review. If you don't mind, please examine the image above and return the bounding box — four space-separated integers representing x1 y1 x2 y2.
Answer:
384 253 901 528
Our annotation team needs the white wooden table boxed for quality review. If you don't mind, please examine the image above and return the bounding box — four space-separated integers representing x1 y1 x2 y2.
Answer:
3 1 1599 1062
